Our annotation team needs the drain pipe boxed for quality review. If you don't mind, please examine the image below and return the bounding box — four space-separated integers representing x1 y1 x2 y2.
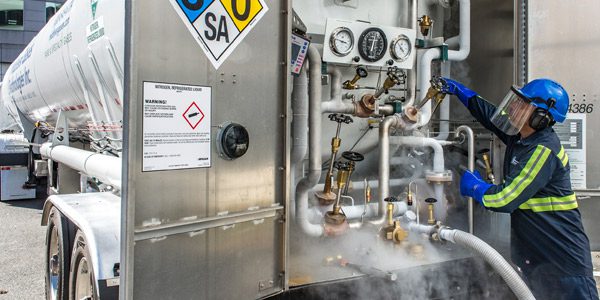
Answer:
295 44 325 237
417 0 471 126
290 67 309 218
455 125 474 234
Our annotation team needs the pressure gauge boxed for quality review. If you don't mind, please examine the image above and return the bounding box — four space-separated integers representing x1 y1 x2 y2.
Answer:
390 35 412 62
358 27 387 62
329 27 354 56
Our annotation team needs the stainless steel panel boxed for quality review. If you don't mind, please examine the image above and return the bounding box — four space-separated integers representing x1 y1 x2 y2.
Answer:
133 217 282 300
527 0 600 249
579 197 600 250
528 0 600 189
123 0 289 298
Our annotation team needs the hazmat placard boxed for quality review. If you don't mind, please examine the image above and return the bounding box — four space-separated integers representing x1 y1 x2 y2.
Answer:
142 82 211 172
170 0 269 69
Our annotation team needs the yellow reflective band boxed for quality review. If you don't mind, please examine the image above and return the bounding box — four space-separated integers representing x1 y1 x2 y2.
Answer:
519 194 578 212
484 145 551 208
557 146 568 167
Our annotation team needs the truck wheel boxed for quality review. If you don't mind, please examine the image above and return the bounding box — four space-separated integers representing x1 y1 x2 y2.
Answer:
45 207 70 300
69 231 98 300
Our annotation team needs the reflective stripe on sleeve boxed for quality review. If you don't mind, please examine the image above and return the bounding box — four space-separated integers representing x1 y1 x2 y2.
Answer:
519 194 578 212
483 145 551 208
557 146 568 167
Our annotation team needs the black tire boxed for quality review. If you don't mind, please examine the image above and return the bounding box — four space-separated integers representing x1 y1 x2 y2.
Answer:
45 207 71 300
69 231 98 300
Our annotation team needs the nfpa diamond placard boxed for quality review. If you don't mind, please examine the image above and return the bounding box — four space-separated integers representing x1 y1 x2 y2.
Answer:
171 0 269 69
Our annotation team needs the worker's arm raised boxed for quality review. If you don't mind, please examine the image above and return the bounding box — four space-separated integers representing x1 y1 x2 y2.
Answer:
441 78 511 144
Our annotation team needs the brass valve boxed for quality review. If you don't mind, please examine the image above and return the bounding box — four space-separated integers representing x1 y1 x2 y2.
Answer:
418 15 434 37
381 197 407 243
416 76 447 114
387 201 395 226
407 181 417 206
343 66 368 90
340 151 363 195
425 198 437 225
316 114 353 205
479 148 496 183
325 162 350 225
374 67 405 99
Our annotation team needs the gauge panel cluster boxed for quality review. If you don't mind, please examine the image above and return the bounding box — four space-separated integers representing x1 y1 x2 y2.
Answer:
322 18 416 69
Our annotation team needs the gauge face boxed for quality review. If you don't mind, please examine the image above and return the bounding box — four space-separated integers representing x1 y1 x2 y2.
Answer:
358 27 387 62
329 27 354 56
390 35 411 62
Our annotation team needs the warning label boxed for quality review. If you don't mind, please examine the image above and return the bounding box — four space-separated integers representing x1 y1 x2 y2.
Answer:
555 113 586 189
170 0 269 69
142 82 212 172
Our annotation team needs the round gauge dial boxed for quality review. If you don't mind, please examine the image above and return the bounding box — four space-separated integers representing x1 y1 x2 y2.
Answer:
390 35 412 62
329 27 354 56
358 27 387 62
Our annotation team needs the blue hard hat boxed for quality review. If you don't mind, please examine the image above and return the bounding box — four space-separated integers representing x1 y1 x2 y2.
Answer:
513 78 569 123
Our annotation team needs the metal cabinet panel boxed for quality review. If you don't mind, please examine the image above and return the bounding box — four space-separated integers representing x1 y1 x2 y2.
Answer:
122 0 289 298
527 0 600 249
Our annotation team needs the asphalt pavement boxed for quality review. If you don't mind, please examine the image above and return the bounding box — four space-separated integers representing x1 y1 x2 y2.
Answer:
0 199 46 299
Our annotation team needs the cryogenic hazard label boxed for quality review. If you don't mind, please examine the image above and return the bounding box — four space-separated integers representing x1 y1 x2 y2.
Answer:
170 0 269 69
142 82 211 172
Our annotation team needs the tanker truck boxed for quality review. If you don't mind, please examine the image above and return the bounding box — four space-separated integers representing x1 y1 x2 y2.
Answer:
2 0 597 299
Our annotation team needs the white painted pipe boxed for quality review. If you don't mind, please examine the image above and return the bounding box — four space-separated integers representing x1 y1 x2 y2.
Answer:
321 66 355 114
389 136 444 172
389 136 447 220
376 114 417 224
290 67 309 219
291 68 309 165
295 45 325 237
40 143 121 190
417 0 471 126
307 201 409 222
456 125 475 234
433 59 453 141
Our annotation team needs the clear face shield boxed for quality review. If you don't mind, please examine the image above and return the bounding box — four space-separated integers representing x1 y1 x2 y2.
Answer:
490 86 536 136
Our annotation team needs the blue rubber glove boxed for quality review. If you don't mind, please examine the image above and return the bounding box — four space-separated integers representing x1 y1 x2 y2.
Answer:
440 77 478 107
460 170 493 206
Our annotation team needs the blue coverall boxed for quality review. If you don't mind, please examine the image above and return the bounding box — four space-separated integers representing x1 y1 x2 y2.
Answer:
466 95 598 300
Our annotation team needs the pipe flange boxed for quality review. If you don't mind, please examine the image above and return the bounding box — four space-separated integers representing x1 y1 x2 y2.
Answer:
324 211 347 225
425 170 453 183
430 222 449 243
324 218 349 236
402 107 419 123
315 191 337 205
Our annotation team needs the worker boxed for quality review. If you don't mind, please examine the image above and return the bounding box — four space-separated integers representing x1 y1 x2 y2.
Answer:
441 77 598 300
